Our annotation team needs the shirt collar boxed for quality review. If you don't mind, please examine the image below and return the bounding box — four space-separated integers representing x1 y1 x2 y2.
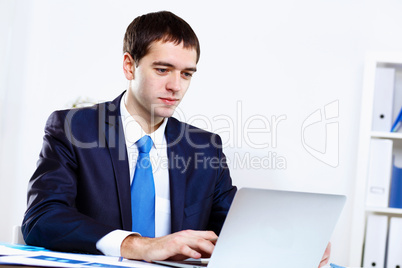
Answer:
120 92 167 150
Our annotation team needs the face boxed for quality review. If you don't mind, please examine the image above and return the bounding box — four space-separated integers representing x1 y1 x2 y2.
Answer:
124 40 197 128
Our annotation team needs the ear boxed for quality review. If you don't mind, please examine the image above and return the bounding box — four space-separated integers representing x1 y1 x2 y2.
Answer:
123 52 135 80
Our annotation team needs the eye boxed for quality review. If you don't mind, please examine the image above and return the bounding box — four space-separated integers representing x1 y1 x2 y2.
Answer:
182 72 193 79
156 68 168 74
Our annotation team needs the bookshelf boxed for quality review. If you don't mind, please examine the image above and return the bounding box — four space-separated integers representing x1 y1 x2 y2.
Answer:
365 207 402 216
371 131 402 140
350 52 402 266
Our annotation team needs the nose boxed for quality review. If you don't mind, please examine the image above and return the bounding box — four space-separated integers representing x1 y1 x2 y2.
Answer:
166 72 181 92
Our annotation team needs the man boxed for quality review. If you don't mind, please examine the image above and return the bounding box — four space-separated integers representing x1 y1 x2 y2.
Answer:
22 11 236 261
22 11 330 266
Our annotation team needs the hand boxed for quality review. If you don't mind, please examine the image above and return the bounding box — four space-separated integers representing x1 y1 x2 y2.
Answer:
120 230 218 262
318 242 331 268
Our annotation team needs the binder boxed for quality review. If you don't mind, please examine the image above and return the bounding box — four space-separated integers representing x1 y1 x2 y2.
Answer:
366 139 393 207
389 164 402 208
363 214 388 268
387 217 402 268
390 106 402 132
372 67 395 132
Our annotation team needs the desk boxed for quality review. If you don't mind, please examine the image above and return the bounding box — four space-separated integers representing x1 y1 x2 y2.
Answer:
0 243 165 268
0 264 38 268
0 243 350 268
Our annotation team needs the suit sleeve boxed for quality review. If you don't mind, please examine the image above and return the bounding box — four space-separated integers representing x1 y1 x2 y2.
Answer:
207 134 237 235
21 111 116 254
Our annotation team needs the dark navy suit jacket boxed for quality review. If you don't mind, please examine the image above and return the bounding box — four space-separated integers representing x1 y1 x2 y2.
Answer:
22 92 236 254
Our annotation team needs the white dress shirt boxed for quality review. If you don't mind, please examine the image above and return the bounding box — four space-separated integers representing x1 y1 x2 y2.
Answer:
96 93 171 256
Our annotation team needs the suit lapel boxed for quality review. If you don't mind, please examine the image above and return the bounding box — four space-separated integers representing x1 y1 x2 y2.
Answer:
102 92 132 231
102 99 188 233
166 118 188 233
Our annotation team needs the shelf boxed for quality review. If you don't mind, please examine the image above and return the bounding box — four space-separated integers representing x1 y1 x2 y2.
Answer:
370 131 402 140
350 53 402 267
366 206 402 215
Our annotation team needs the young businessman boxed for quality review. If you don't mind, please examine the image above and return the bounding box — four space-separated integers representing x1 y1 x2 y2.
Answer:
22 11 236 261
22 11 330 266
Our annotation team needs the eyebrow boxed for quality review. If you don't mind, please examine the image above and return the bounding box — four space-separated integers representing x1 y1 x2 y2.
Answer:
152 61 197 72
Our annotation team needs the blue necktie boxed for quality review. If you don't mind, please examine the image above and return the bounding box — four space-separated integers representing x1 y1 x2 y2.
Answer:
131 135 155 237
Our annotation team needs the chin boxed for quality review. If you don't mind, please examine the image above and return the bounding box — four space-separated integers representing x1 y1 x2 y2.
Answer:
154 107 176 119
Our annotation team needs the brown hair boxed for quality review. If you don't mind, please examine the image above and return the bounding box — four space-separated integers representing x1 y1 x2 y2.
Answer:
123 11 200 65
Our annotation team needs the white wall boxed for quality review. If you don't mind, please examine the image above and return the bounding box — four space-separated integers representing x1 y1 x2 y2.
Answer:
0 0 33 245
2 0 402 265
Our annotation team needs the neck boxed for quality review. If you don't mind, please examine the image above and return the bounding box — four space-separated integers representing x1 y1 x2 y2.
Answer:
141 118 164 134
124 95 164 134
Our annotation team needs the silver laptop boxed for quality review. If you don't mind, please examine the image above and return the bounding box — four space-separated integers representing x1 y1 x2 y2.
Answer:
154 187 346 268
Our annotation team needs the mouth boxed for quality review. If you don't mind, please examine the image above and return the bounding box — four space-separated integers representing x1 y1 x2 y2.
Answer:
159 97 179 106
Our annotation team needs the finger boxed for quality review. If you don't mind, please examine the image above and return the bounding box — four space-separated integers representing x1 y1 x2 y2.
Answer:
177 244 202 259
318 243 331 268
182 230 218 240
320 255 329 262
176 234 215 255
322 243 331 260
319 257 329 268
192 238 215 256
326 242 332 256
208 237 218 245
144 231 217 261
163 232 214 260
201 230 218 240
177 234 216 257
323 250 330 259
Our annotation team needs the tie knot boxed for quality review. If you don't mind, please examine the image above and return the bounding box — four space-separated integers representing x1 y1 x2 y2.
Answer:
136 135 153 153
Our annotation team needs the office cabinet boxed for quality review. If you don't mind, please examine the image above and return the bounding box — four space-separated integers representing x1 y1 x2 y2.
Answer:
350 52 402 267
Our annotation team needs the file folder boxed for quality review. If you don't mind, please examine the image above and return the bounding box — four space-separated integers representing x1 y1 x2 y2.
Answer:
390 106 402 132
366 139 393 207
371 67 395 132
389 164 402 208
387 217 402 268
363 214 388 268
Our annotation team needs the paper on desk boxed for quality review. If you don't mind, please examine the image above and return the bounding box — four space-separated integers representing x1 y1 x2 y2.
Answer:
0 243 49 256
0 243 164 267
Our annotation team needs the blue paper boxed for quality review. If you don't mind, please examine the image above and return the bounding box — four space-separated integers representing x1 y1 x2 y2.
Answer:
330 263 346 268
0 242 48 252
29 255 86 264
